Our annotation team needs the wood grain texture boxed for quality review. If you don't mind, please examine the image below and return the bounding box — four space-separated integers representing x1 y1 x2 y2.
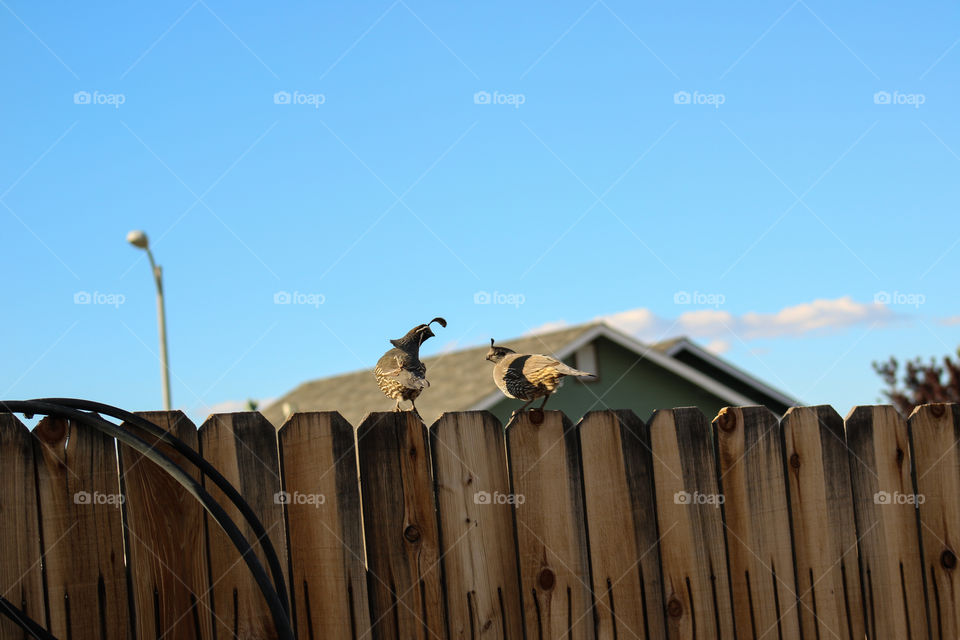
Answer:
199 412 288 640
33 416 130 640
0 414 45 638
120 410 213 640
649 407 735 640
357 411 446 640
781 406 865 640
714 406 801 640
845 405 928 640
431 411 524 640
506 410 594 640
909 403 960 639
579 410 666 640
278 411 371 639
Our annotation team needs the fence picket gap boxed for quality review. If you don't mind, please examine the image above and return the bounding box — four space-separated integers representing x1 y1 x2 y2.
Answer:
845 405 929 640
431 410 524 639
579 409 667 640
278 411 371 639
782 405 865 640
649 407 736 640
357 411 446 639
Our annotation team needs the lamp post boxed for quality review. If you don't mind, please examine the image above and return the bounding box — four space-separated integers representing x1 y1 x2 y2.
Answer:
127 230 172 410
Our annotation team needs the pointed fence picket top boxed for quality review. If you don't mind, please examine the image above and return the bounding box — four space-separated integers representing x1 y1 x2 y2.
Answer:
649 407 736 640
578 409 667 640
5 403 960 640
0 414 45 639
357 411 446 640
910 403 960 638
714 406 801 640
199 412 288 640
430 411 524 640
120 411 213 640
781 405 865 640
845 405 929 640
278 411 371 639
33 416 130 640
507 410 594 640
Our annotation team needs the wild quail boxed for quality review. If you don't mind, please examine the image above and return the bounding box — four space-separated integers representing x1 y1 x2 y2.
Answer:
375 317 447 415
485 338 595 415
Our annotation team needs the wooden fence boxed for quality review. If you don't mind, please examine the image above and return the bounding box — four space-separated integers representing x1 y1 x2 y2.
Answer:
0 404 958 639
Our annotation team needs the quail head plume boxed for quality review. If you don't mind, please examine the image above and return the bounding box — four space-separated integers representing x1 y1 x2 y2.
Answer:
375 317 447 416
485 338 595 415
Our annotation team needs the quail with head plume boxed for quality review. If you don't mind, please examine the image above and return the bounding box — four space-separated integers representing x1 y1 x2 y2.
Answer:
486 338 595 415
375 318 447 415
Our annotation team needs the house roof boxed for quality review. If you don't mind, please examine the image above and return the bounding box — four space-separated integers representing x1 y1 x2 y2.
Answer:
262 321 799 427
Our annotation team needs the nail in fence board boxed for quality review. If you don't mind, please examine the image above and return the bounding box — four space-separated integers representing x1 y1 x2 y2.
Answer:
507 410 594 640
845 406 929 640
781 406 865 640
431 411 524 639
578 410 666 640
357 412 446 640
714 406 801 640
649 407 735 639
278 412 371 639
120 411 213 640
0 414 45 638
910 403 960 639
33 416 130 640
199 412 288 639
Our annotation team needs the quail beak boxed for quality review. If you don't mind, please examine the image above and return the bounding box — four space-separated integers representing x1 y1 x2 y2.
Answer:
422 327 435 340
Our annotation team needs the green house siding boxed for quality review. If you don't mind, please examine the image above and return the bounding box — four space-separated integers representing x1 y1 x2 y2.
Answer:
486 336 730 426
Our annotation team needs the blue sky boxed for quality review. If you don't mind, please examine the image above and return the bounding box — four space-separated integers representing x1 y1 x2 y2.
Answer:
2 0 958 423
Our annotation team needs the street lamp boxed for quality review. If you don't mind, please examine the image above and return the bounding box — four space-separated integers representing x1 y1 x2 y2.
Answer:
126 230 172 410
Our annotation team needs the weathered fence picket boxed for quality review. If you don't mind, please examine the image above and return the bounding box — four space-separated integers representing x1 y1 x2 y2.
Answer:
2 403 960 640
278 411 371 639
649 407 736 639
782 405 865 640
120 411 213 640
33 417 129 640
199 412 287 640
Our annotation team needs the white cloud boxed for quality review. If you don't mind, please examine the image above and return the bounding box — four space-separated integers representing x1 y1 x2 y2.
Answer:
939 315 960 326
705 339 731 355
601 296 897 344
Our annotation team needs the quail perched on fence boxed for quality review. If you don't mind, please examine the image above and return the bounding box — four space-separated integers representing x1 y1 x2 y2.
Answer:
375 318 447 415
485 338 595 415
